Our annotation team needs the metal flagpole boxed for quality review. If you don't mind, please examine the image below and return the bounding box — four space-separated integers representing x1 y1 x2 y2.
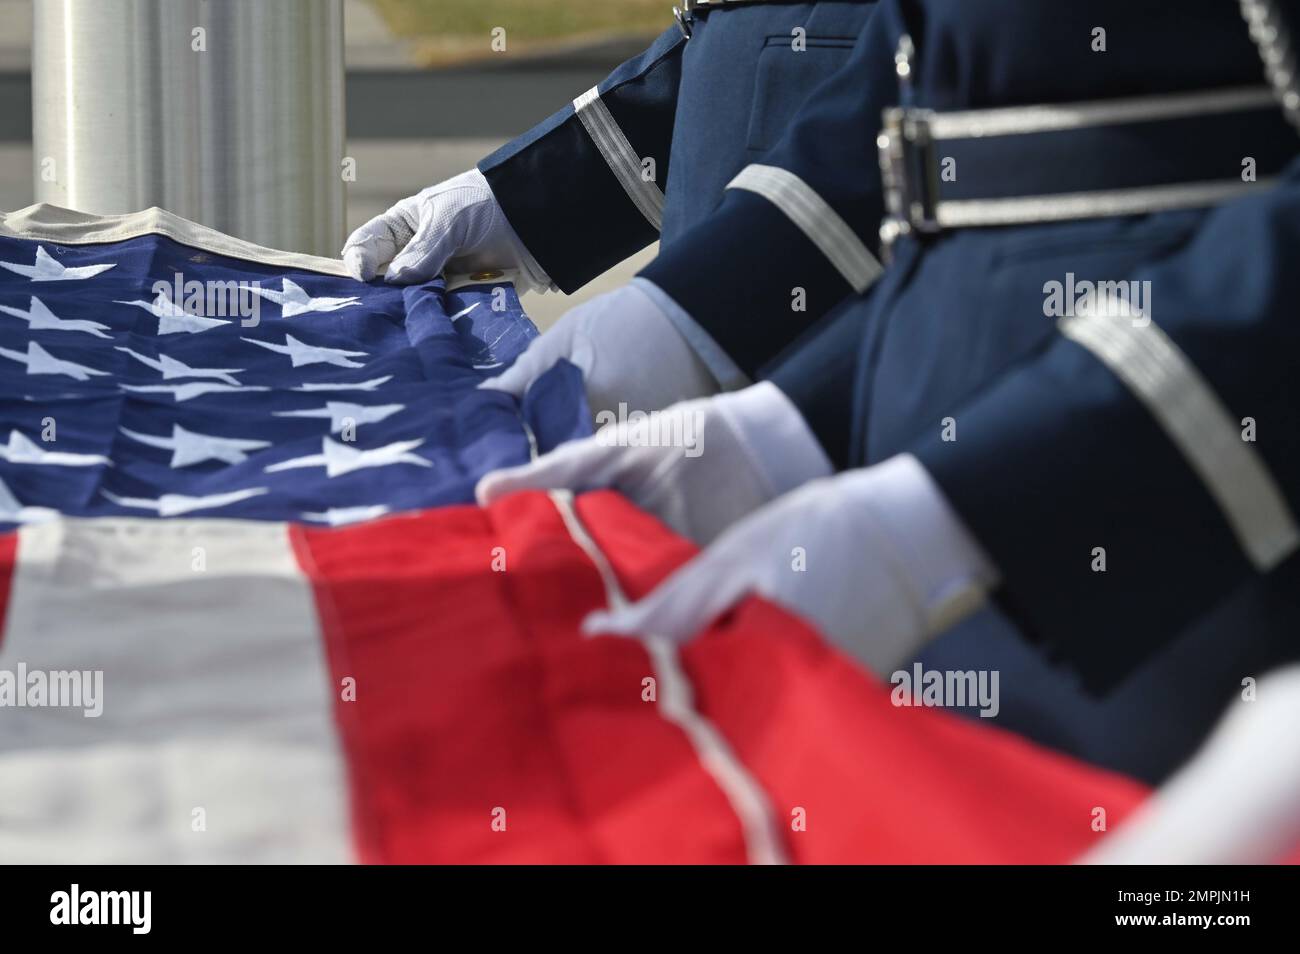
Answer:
32 0 346 258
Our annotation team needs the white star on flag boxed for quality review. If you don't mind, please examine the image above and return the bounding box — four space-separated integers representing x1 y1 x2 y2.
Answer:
0 341 110 381
292 375 393 393
265 437 432 478
118 423 272 468
114 291 233 334
249 278 360 317
100 486 269 517
240 333 369 369
0 429 110 467
0 245 116 281
274 401 405 433
0 476 59 525
0 296 112 337
120 382 272 403
115 347 244 385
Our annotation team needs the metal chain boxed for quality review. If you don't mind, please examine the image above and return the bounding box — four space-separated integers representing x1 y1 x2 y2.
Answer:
1240 0 1300 134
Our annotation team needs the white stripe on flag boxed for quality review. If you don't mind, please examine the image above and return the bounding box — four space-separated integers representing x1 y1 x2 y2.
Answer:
0 518 352 863
549 490 788 865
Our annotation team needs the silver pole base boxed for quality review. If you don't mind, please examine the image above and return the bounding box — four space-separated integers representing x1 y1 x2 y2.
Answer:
33 0 346 258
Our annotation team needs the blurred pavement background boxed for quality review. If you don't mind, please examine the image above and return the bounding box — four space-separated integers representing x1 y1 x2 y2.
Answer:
0 0 664 329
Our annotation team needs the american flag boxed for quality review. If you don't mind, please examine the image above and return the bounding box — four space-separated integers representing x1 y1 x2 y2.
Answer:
0 216 585 528
0 207 1170 864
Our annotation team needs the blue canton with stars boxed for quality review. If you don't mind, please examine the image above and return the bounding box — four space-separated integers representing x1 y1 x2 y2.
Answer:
0 233 589 527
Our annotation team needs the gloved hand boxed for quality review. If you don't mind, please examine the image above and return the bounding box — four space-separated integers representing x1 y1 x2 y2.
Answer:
341 168 551 290
477 382 832 544
480 278 722 419
583 453 1000 677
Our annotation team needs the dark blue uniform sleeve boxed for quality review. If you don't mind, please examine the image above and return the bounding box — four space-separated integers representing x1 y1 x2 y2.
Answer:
638 1 899 378
908 171 1300 693
478 27 685 294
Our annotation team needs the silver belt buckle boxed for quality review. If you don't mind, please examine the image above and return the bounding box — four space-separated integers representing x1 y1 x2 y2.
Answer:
674 0 736 39
673 0 698 38
877 106 940 261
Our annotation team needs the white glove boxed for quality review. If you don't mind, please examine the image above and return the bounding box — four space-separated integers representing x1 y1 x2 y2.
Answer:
583 453 1000 677
477 382 832 544
1081 665 1300 865
480 278 722 419
341 168 551 290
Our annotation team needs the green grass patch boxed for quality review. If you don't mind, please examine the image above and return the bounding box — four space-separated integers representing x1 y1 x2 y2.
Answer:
372 0 671 42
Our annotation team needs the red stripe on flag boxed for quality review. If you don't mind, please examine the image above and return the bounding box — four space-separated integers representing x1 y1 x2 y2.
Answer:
295 488 1148 863
573 492 1151 864
0 530 17 650
292 493 749 864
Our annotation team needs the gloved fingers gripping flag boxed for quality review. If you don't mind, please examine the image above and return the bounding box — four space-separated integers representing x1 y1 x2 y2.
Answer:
0 204 1155 863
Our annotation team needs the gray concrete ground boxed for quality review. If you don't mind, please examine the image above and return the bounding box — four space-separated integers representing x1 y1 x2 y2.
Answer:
0 143 32 210
0 0 650 330
0 0 32 71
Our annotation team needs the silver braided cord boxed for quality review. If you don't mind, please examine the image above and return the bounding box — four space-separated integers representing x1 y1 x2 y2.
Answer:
1240 0 1300 134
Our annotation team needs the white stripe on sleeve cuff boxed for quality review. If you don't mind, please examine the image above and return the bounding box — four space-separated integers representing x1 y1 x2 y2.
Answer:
727 164 883 294
573 87 666 231
1059 301 1299 571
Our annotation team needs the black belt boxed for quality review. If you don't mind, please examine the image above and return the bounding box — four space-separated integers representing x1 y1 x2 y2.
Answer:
674 0 864 38
877 84 1299 254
